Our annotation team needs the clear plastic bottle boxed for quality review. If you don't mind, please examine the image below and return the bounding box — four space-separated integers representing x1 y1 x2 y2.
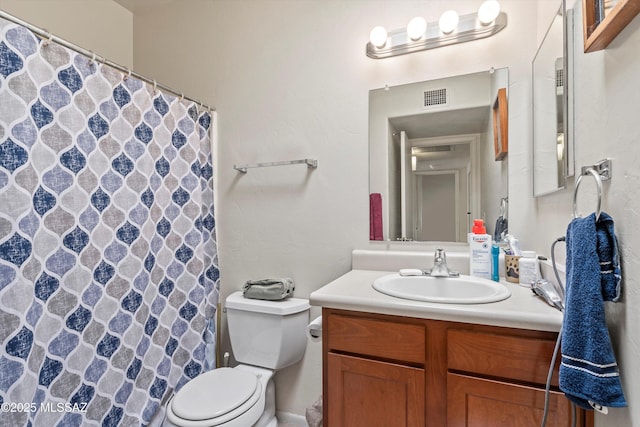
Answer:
518 251 538 286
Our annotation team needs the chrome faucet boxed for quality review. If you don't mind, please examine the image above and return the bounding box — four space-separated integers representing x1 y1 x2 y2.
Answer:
425 248 459 277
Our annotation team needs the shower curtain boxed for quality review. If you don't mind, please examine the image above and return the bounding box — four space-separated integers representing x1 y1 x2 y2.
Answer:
0 16 219 426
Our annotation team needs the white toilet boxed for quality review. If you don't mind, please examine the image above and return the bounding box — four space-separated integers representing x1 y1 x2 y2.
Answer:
165 291 310 427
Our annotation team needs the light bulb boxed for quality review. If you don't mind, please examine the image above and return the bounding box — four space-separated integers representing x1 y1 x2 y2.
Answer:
439 10 459 34
369 26 388 48
407 17 427 41
478 0 501 25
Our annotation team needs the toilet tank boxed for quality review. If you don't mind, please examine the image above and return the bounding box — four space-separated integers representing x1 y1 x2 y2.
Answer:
225 291 310 370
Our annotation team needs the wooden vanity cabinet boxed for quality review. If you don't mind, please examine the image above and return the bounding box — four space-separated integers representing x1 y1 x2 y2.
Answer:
446 328 590 427
322 308 592 427
323 310 427 426
327 353 425 426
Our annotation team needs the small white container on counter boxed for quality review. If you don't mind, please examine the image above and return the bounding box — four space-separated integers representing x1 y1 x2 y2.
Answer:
518 251 539 286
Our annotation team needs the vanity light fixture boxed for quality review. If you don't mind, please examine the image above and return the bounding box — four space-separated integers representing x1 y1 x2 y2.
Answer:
477 0 501 25
407 16 427 40
366 0 507 59
439 10 460 34
369 25 388 48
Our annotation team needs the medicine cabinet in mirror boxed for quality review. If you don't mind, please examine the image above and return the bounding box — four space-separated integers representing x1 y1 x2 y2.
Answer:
369 69 509 243
533 1 574 196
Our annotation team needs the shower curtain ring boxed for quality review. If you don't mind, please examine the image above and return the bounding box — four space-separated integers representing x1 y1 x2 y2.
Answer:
125 69 132 81
152 80 157 94
44 31 53 46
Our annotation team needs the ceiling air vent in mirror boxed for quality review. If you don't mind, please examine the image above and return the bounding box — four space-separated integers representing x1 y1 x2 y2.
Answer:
423 88 448 108
412 145 453 155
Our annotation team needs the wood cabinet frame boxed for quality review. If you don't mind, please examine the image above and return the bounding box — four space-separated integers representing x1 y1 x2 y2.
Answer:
493 88 508 161
322 308 593 427
582 0 640 52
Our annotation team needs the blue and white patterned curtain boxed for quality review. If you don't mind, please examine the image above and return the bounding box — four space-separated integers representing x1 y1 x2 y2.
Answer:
0 16 219 426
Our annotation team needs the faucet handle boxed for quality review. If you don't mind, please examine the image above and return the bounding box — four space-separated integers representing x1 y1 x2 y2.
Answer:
429 248 460 277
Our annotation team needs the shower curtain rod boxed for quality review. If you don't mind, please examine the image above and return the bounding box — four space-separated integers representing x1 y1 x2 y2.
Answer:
0 9 215 112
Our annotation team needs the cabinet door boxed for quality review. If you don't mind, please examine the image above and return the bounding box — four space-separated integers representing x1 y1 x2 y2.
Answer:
327 353 425 427
448 373 577 427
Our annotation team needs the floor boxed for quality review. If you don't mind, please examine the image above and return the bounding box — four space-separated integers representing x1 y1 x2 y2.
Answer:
276 413 311 427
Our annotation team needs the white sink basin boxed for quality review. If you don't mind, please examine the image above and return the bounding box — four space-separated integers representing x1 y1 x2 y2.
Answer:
372 273 511 304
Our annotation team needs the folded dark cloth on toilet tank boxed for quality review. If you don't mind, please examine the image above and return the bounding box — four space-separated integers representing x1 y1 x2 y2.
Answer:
242 278 295 300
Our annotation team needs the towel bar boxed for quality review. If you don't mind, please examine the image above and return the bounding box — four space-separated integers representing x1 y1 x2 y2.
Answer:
573 159 611 221
233 158 318 173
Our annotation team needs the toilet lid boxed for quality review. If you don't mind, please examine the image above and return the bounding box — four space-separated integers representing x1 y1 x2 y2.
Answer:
171 367 260 421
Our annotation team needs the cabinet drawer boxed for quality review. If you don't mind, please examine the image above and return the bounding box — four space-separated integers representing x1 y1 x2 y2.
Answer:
326 313 425 364
447 329 559 386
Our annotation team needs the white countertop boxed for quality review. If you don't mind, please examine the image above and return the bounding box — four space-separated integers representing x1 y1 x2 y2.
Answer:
310 269 563 332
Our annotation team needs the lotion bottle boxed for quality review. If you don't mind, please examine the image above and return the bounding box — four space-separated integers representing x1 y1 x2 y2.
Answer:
469 219 492 280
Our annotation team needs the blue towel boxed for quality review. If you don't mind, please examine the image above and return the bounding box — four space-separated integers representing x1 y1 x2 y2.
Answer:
560 212 626 409
596 213 621 302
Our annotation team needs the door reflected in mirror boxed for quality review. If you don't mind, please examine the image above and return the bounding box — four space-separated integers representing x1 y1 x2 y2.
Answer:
369 69 509 243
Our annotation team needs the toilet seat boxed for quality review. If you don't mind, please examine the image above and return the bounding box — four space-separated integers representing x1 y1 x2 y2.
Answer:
168 367 262 426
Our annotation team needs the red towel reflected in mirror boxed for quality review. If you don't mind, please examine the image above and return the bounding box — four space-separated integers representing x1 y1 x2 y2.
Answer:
370 193 383 241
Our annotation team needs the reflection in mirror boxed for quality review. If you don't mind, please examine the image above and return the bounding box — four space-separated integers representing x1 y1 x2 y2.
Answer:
369 69 509 243
533 1 574 196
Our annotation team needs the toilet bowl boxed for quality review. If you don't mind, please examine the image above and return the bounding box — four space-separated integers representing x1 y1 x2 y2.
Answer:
164 292 310 427
165 365 274 427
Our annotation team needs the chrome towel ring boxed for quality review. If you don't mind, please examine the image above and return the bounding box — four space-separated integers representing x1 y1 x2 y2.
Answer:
572 159 611 221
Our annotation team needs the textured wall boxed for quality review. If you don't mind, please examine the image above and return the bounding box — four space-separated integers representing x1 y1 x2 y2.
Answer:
534 1 640 425
130 0 540 415
6 0 639 424
0 0 133 68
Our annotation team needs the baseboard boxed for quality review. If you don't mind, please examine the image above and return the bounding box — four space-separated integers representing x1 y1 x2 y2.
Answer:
276 411 308 426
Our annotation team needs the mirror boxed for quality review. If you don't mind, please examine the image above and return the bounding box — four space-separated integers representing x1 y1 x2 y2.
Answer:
533 1 574 196
369 69 509 243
